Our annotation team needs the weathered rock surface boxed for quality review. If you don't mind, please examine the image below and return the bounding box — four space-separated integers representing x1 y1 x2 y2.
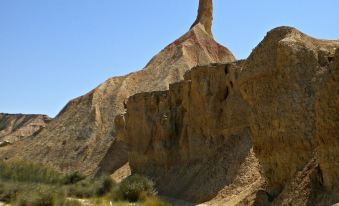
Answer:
0 113 50 143
238 26 339 197
117 63 263 203
315 48 339 193
118 26 339 205
0 0 235 176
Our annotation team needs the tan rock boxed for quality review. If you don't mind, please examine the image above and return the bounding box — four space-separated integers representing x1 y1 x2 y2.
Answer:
315 48 339 192
119 63 262 203
119 27 339 205
238 26 339 195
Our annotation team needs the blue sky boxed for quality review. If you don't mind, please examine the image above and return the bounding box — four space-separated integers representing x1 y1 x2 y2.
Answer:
0 0 338 117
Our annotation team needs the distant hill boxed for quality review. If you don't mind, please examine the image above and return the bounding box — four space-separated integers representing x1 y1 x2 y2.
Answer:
0 113 51 144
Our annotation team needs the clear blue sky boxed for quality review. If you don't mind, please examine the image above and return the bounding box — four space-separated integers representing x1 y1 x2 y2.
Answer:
1 0 338 117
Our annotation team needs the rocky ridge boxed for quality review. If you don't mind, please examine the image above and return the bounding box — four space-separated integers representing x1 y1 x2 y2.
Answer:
117 27 339 205
0 113 50 144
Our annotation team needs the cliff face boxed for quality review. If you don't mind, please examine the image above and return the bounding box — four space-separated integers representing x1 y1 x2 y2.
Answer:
238 27 339 197
0 113 50 144
117 27 339 205
0 0 235 176
117 63 263 203
315 48 339 192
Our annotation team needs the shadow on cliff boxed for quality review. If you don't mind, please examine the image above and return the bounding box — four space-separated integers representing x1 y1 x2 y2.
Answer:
141 131 253 203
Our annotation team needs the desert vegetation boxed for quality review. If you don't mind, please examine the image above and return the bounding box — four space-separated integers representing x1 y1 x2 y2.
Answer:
0 161 169 206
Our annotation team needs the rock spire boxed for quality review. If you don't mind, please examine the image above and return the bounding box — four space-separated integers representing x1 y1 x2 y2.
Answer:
191 0 213 36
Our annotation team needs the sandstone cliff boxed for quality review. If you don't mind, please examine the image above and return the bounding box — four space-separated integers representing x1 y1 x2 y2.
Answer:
0 0 235 176
238 27 339 204
117 27 339 205
117 62 263 203
238 27 339 205
0 113 50 144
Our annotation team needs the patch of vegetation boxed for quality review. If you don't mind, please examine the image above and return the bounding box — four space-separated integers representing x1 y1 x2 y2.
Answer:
0 161 169 206
0 182 65 206
0 160 85 185
113 174 156 202
66 176 114 198
15 185 64 206
62 172 85 185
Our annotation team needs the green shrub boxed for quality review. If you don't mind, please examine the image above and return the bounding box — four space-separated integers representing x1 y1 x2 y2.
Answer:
116 175 156 202
96 176 114 196
62 172 85 185
66 175 114 198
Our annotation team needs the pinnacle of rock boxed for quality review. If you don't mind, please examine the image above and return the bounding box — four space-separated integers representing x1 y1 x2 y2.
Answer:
191 0 213 36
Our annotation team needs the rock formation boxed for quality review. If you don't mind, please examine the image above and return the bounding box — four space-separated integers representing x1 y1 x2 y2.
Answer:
1 0 338 205
0 0 235 176
117 27 339 205
238 27 339 198
191 0 213 36
116 62 263 203
0 113 50 143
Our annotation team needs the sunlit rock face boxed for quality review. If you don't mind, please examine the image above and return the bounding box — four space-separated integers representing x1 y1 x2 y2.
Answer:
238 26 339 204
119 62 261 203
118 26 339 205
315 48 339 192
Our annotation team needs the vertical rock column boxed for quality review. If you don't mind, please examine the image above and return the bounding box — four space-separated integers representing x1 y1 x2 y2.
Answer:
191 0 213 36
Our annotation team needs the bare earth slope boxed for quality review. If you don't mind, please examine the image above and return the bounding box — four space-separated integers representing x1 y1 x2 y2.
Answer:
0 113 50 144
0 0 235 176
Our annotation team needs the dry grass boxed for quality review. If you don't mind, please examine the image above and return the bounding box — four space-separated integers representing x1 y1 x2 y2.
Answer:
0 161 169 206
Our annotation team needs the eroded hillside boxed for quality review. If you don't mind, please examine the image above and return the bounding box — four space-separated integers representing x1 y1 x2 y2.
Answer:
0 113 50 144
